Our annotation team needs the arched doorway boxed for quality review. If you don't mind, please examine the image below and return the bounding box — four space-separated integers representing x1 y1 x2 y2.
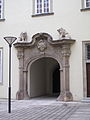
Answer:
14 32 75 101
28 57 60 98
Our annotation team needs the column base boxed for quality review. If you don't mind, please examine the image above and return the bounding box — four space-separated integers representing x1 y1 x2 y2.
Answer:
57 91 73 102
16 90 30 100
24 91 30 100
16 90 24 100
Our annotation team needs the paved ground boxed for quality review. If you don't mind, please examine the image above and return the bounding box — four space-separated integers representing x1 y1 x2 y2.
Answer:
0 97 90 120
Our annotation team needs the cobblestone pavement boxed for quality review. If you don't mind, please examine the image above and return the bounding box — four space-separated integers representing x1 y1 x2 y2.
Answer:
0 97 90 120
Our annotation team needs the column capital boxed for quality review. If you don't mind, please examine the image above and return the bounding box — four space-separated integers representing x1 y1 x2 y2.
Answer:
61 44 71 57
17 49 24 59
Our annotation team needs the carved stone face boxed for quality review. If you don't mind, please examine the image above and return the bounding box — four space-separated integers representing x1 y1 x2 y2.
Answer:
37 40 47 52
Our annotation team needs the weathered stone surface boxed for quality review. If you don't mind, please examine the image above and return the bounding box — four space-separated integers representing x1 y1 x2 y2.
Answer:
14 32 75 101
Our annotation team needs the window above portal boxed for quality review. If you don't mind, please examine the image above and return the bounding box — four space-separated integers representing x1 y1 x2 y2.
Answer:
86 44 90 60
0 0 4 20
85 0 90 8
81 0 90 11
32 0 54 17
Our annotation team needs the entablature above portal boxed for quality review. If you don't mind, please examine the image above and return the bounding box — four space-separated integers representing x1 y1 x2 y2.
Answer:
14 32 75 48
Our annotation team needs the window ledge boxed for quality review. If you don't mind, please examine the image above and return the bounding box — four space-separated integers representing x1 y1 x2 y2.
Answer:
32 12 54 17
0 18 5 21
81 8 90 11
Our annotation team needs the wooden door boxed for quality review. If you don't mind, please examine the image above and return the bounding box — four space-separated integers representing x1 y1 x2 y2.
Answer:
86 63 90 97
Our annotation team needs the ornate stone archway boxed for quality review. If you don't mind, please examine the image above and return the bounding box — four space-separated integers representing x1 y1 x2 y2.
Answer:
14 32 75 101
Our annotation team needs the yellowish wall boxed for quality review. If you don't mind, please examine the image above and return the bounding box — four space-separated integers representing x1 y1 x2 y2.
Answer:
0 0 90 100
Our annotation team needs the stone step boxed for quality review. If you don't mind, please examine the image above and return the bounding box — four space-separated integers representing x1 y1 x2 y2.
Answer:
81 97 90 102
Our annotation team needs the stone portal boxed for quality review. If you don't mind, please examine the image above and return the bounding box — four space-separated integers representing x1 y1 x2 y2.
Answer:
14 32 75 101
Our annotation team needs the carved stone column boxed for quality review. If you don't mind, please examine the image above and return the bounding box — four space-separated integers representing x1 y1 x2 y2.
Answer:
57 44 73 101
23 70 29 99
59 69 63 95
16 48 24 100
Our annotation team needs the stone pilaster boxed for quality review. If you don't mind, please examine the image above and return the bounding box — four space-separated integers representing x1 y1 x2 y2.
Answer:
16 48 24 100
23 70 30 99
57 44 73 101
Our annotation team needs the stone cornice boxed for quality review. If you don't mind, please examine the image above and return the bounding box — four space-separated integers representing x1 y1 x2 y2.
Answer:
14 39 76 48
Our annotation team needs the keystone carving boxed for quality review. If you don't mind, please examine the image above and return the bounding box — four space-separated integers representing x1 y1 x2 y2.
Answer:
37 40 47 52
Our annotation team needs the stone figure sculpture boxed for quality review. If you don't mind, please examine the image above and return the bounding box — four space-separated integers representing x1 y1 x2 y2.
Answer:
19 32 27 41
57 28 71 39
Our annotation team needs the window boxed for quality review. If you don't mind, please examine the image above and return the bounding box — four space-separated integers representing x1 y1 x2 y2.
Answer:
85 0 90 8
86 44 90 60
83 42 90 97
0 49 3 83
0 0 4 19
33 0 53 15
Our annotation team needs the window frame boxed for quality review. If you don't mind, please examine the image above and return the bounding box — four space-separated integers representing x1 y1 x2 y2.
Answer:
0 48 3 84
0 0 4 19
82 41 90 98
85 0 90 8
81 0 90 11
32 0 54 16
86 44 90 61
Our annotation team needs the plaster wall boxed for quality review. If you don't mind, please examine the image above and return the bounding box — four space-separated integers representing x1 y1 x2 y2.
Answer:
0 0 90 100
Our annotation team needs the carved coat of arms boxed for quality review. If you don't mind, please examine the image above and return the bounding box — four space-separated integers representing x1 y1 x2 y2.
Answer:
37 40 47 52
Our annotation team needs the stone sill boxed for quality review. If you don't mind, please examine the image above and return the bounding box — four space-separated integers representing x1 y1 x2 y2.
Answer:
81 8 90 11
32 12 54 17
0 19 5 21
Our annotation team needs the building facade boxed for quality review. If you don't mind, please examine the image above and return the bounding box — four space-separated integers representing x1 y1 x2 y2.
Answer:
0 0 90 101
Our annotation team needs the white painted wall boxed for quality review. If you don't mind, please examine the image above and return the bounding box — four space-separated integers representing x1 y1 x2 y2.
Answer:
0 0 90 100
